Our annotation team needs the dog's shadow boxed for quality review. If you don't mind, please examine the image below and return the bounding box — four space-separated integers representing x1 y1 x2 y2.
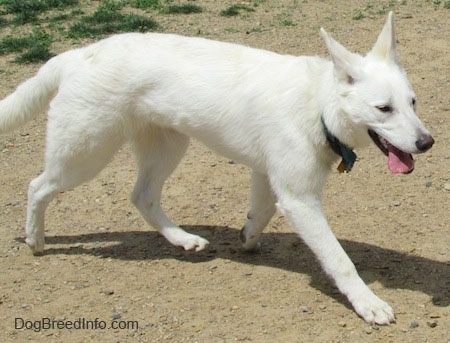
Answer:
18 225 450 309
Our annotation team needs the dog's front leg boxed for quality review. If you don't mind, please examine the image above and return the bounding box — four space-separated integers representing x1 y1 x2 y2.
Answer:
276 192 395 325
240 171 276 251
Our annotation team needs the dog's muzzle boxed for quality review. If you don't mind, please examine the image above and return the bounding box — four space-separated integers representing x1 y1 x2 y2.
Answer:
368 130 434 174
415 134 435 152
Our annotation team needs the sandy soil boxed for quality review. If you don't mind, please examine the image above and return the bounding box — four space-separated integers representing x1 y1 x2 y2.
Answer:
0 1 449 342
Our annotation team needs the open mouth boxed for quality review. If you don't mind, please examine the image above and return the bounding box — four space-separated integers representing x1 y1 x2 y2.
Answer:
368 130 414 174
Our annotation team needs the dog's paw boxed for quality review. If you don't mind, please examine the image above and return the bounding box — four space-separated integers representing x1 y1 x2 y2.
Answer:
25 237 44 256
181 235 210 252
162 228 209 252
239 226 261 252
351 293 395 325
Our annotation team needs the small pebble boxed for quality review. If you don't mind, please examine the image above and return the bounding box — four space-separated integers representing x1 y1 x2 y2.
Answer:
426 320 438 328
300 306 310 313
391 200 401 207
432 295 442 305
410 321 419 328
112 312 121 320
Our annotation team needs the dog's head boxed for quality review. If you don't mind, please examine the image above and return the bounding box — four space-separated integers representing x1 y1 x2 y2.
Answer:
320 12 434 174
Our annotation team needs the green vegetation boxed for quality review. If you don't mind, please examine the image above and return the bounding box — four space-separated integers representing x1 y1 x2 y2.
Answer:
352 1 397 20
67 1 158 38
162 4 203 14
220 4 254 17
0 0 446 64
129 0 160 9
0 0 203 64
0 30 53 64
1 0 79 24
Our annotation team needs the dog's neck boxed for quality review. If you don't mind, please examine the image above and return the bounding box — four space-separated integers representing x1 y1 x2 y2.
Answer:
321 116 357 173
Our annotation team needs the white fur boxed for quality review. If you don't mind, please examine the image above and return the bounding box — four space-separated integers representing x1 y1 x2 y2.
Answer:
0 12 433 325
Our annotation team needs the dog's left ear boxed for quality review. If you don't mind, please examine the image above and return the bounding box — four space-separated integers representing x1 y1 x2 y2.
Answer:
320 28 363 84
368 11 400 64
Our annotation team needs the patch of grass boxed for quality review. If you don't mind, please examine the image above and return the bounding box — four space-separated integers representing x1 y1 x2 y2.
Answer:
162 4 203 14
15 40 54 63
251 0 265 5
247 26 263 33
280 19 295 26
129 0 160 9
220 4 255 17
220 6 239 17
49 13 70 23
0 0 208 62
0 16 8 27
0 36 31 55
224 27 239 33
0 31 49 54
352 1 399 20
67 1 158 39
433 0 450 8
276 12 296 27
0 30 53 63
352 11 366 20
10 9 40 24
1 0 79 24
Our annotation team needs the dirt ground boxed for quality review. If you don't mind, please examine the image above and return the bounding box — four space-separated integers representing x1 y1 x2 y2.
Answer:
0 1 449 342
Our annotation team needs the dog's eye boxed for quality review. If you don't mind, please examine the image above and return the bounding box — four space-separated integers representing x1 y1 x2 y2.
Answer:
411 98 416 107
376 105 392 113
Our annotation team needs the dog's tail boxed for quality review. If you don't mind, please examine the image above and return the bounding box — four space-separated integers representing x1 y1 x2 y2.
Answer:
0 54 65 134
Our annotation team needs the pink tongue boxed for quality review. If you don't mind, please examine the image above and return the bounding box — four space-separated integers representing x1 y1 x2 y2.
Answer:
387 145 414 174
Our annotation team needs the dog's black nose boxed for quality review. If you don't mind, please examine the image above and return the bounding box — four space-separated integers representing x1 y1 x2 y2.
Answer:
415 134 435 152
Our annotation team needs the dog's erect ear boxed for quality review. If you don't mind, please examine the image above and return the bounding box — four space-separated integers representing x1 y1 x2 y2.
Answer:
368 11 400 64
320 28 362 84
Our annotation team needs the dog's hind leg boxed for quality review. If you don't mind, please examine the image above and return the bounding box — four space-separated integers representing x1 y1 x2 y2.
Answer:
26 173 60 255
26 118 124 255
239 171 276 251
131 128 209 252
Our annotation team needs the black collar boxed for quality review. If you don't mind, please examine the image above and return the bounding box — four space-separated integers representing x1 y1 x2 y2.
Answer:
321 117 357 173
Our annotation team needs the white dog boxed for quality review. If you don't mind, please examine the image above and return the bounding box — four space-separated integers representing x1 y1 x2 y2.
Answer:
0 12 434 324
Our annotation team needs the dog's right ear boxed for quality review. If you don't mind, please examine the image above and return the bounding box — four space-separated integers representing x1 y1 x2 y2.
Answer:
368 11 400 64
320 28 363 84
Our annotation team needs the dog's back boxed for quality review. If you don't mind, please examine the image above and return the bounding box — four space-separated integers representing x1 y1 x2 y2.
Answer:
41 33 328 166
